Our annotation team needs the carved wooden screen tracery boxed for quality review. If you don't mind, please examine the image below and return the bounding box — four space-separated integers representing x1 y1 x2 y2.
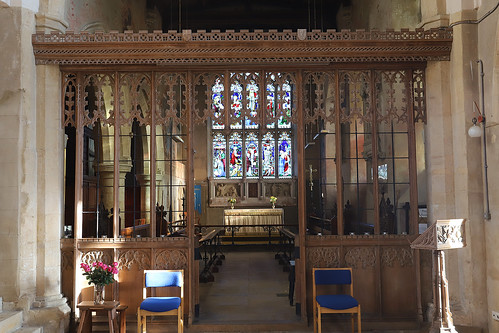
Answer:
64 71 187 239
304 68 423 236
64 65 426 238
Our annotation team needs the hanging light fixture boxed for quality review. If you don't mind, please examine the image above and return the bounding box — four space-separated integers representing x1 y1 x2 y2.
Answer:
468 114 483 137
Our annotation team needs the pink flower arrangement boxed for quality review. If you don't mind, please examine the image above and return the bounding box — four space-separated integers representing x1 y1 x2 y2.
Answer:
80 261 119 286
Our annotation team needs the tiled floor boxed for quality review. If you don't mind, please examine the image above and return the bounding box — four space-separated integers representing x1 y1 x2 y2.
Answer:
195 250 300 325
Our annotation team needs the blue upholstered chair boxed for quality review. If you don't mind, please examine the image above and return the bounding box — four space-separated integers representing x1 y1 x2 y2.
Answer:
313 267 361 333
137 270 184 333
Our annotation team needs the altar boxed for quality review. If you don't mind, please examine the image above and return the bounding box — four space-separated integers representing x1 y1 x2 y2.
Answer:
224 208 284 234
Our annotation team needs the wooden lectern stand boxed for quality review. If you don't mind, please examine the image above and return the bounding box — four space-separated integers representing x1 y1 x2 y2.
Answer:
411 219 466 333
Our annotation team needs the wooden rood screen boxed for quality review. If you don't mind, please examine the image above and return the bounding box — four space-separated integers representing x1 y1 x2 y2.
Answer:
34 29 451 324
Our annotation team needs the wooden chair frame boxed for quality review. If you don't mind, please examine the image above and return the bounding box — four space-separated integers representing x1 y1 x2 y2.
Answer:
313 267 361 333
137 269 184 333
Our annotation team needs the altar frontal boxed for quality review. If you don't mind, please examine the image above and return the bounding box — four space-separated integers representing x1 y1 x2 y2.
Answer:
224 208 284 235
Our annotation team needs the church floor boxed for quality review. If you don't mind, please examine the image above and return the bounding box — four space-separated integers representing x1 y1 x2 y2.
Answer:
109 248 425 332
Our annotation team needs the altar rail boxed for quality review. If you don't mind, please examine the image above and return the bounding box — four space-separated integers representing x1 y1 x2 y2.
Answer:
196 224 297 246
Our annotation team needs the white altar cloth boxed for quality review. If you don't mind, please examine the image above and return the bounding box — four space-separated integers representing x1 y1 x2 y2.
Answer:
224 208 284 234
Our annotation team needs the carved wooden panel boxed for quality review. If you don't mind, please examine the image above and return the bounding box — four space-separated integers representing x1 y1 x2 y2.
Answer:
155 72 187 126
303 71 336 126
33 29 453 65
80 249 113 266
61 249 74 271
154 249 188 270
375 70 410 124
413 69 426 123
82 73 115 127
339 70 372 124
306 247 340 268
61 249 74 305
116 249 151 271
305 241 418 321
63 73 76 128
119 73 152 126
381 247 414 267
344 247 376 269
380 246 418 318
192 72 224 125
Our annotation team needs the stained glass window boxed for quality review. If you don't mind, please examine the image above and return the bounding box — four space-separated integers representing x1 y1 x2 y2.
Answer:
245 132 259 178
230 80 243 129
278 132 292 178
266 77 276 129
212 77 224 129
262 132 275 178
246 79 259 129
279 81 292 128
212 72 293 180
213 132 226 178
229 132 243 178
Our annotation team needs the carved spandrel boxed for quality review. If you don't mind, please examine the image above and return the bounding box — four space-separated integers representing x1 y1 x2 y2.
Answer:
306 247 340 268
154 249 188 270
344 247 376 269
80 250 113 266
381 247 414 268
117 249 151 271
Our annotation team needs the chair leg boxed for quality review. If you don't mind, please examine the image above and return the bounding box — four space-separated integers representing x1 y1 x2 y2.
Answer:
358 308 362 333
317 308 321 333
137 309 141 333
351 313 354 333
313 306 317 333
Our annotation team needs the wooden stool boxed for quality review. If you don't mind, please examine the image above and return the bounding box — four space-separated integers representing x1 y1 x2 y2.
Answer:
77 301 120 333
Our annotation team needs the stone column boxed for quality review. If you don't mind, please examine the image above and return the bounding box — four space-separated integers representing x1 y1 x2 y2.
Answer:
29 1 71 331
422 0 488 329
0 4 38 308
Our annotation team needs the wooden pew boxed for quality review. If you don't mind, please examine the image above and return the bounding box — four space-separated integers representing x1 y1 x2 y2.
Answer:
275 228 295 272
199 228 224 283
308 216 337 235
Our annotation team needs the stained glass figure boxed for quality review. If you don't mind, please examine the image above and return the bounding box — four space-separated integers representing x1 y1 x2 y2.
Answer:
245 132 259 178
278 81 292 128
246 79 259 129
262 132 275 178
266 80 276 129
213 132 226 178
212 77 224 129
229 132 243 178
278 132 292 177
230 80 243 129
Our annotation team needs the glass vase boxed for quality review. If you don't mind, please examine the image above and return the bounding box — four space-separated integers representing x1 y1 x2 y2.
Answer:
94 284 105 304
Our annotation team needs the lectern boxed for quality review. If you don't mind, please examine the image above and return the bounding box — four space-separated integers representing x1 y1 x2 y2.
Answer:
411 219 466 333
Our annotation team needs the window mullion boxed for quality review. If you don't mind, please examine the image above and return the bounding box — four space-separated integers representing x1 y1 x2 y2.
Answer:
113 71 120 239
150 71 157 237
